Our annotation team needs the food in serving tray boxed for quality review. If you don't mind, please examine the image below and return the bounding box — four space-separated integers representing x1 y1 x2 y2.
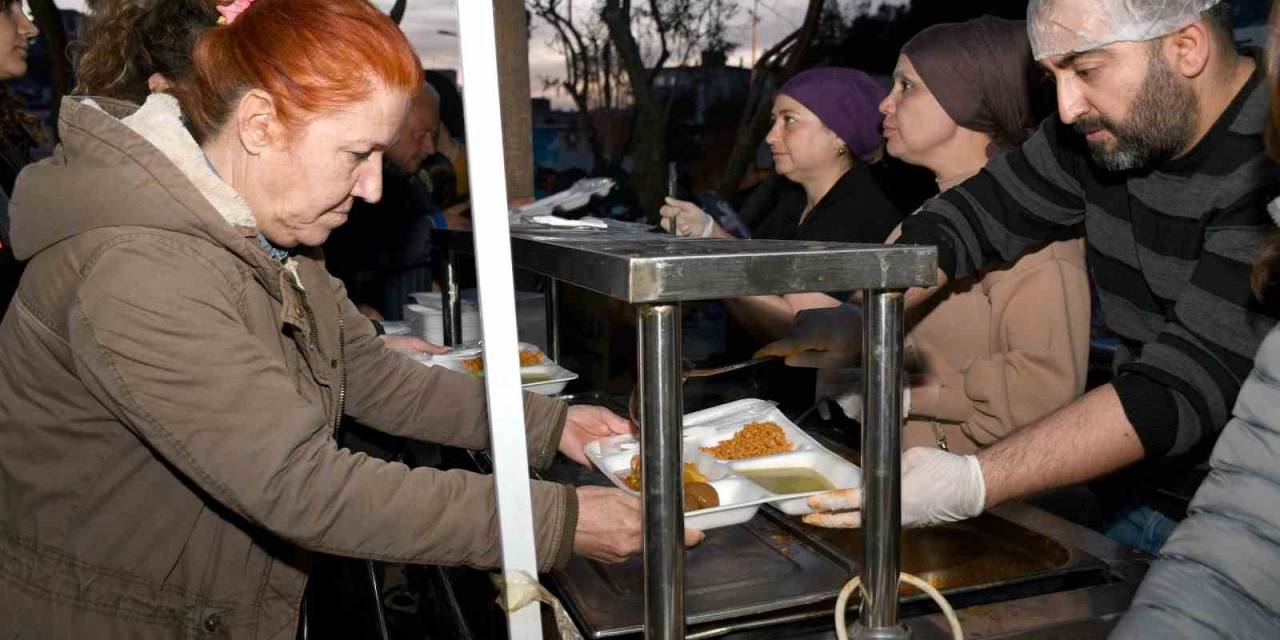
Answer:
461 348 546 374
738 467 834 493
621 455 717 514
683 482 720 511
700 421 793 460
621 454 710 490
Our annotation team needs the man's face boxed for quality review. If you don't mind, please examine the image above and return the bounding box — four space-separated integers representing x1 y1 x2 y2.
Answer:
386 91 438 173
1034 0 1201 172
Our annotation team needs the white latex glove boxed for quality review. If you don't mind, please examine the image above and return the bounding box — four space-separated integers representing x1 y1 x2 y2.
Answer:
757 303 863 369
814 367 912 421
802 447 985 528
658 198 716 238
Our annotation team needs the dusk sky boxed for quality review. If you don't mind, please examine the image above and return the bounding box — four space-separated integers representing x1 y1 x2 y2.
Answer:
53 0 908 108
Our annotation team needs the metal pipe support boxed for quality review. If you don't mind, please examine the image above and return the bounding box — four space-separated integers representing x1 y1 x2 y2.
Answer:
637 304 685 640
856 290 909 638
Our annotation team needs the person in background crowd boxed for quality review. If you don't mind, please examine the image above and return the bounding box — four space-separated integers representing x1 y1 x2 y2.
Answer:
426 69 470 201
0 1 682 636
849 16 1090 455
73 0 213 103
767 0 1280 556
324 83 444 323
1111 3 1280 633
0 1 40 319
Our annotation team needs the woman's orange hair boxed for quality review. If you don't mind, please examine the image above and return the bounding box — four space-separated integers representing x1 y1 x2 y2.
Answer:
180 0 422 143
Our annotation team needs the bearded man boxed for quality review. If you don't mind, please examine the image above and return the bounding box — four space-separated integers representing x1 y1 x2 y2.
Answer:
762 0 1280 554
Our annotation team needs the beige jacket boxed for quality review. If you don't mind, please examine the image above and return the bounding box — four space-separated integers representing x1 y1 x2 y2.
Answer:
0 95 575 639
903 238 1091 454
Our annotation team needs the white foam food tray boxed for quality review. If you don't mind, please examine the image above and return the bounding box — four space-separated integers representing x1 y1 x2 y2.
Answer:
409 342 579 396
585 398 862 529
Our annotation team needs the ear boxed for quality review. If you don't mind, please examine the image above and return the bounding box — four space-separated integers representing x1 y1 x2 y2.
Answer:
234 89 285 156
1165 20 1214 79
146 73 171 94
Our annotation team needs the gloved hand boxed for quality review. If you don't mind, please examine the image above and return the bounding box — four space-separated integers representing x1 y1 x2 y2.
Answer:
813 367 912 422
659 198 717 237
757 303 863 369
802 447 986 528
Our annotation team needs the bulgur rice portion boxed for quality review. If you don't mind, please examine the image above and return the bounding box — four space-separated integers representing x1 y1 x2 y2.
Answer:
701 421 792 460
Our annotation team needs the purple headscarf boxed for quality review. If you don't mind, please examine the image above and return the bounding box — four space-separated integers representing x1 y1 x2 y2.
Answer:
778 67 887 159
900 16 1040 148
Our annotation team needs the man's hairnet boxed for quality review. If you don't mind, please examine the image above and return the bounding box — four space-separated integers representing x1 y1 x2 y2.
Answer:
1028 0 1222 61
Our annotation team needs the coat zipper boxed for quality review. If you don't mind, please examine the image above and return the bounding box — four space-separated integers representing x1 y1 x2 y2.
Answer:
293 281 344 436
335 313 347 437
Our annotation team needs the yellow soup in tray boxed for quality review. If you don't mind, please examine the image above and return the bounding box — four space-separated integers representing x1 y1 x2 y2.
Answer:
738 467 835 494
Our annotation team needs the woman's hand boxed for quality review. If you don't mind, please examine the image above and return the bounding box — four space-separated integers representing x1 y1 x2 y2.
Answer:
573 486 704 563
560 405 635 467
659 198 719 238
380 335 449 354
757 303 864 369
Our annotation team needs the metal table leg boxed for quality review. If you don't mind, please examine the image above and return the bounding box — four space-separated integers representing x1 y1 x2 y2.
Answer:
442 250 464 346
637 304 685 640
856 290 909 639
546 278 561 362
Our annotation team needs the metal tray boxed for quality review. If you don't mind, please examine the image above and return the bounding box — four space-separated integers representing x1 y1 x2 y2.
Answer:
549 509 854 639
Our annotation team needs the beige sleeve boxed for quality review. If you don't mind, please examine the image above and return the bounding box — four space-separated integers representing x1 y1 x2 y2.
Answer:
908 250 1091 445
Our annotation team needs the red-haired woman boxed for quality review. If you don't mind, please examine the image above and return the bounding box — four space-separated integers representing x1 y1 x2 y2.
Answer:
0 1 679 636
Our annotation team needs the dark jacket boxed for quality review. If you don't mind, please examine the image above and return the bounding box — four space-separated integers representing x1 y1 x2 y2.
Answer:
323 159 438 320
742 163 902 412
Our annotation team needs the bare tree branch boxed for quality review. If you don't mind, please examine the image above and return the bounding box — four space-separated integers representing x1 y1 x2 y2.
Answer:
716 0 825 200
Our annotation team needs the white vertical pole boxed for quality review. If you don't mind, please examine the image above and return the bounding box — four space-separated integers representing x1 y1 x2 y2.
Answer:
455 2 544 638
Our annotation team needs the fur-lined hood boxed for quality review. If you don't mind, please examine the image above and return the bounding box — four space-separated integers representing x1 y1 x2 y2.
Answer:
8 94 273 273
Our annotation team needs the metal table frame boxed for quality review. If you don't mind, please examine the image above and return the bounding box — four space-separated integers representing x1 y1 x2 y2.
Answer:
435 228 936 639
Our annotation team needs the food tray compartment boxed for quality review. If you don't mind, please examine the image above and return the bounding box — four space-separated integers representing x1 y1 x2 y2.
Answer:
409 342 579 396
729 450 862 515
585 399 861 529
687 478 773 530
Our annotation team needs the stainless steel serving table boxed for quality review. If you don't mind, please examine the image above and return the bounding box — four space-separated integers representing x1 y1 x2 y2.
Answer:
434 226 937 639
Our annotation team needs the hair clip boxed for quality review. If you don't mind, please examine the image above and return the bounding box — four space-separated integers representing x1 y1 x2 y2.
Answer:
217 0 256 25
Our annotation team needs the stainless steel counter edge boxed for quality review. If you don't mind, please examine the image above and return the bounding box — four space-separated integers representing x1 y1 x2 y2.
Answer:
433 229 939 303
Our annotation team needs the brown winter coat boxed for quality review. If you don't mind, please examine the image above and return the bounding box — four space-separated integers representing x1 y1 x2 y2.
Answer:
0 95 576 639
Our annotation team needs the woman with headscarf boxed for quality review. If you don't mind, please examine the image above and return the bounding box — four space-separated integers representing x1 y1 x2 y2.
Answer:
661 67 903 342
809 16 1091 460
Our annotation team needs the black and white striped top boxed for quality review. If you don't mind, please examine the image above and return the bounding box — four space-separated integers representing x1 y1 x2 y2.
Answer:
898 67 1280 459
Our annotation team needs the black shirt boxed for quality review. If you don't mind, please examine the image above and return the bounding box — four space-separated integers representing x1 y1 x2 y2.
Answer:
751 162 903 244
324 160 438 321
737 162 904 414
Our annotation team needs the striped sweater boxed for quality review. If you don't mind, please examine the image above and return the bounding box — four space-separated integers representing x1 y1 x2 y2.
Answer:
897 68 1280 459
